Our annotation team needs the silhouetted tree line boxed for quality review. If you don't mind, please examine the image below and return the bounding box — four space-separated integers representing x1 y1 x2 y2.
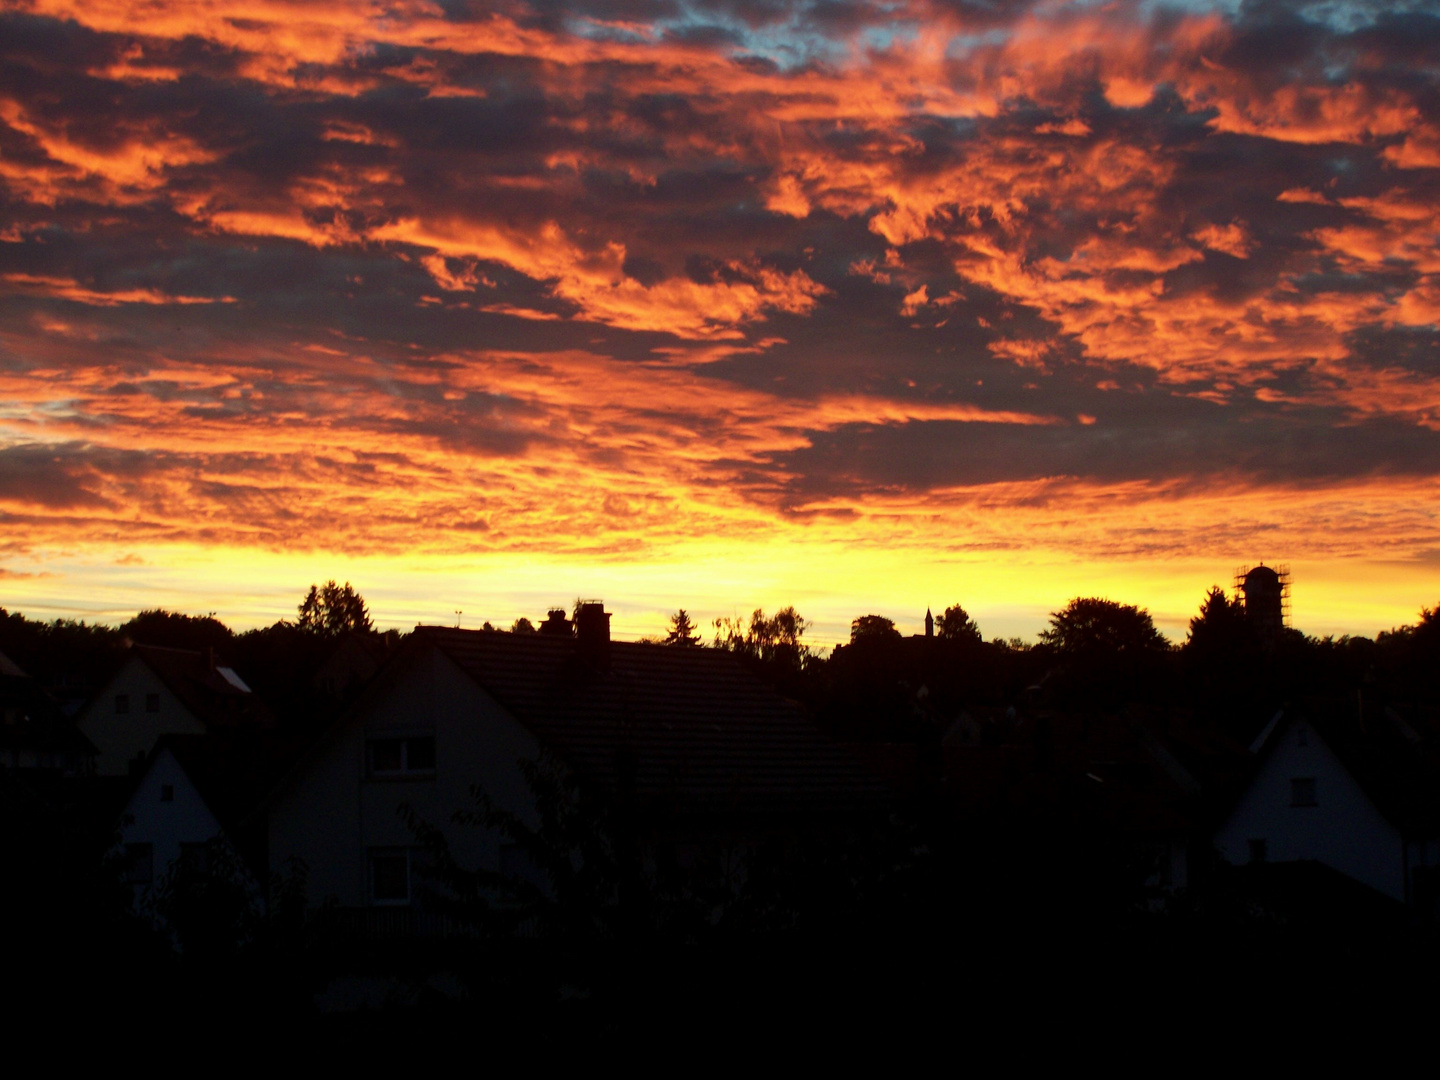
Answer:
5 583 1440 1025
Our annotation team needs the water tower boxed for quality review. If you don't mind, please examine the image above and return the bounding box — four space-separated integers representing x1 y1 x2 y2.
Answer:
1234 563 1290 642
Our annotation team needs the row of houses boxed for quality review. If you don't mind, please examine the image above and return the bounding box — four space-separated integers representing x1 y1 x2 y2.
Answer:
4 601 1439 921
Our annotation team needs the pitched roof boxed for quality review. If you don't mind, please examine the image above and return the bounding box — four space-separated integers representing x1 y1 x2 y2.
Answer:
149 733 268 830
415 626 886 820
1250 707 1440 836
0 675 93 758
128 644 272 729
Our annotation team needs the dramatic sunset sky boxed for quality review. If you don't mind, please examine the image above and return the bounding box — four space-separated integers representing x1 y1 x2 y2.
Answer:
1 0 1438 643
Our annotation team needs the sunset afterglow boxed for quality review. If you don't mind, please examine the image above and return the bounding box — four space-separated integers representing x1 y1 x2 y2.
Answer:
3 0 1438 640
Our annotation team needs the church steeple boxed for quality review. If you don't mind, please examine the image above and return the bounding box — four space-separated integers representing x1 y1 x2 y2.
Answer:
924 608 934 638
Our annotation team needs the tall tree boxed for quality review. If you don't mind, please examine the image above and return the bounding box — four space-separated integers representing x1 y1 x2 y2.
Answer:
850 614 901 644
1040 597 1167 657
713 607 812 672
297 581 373 636
665 609 700 647
937 604 982 644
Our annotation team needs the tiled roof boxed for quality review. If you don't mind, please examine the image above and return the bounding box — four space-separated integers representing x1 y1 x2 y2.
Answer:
130 644 273 730
416 627 886 820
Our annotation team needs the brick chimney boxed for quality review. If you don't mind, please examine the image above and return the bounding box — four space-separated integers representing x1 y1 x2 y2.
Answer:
575 601 611 670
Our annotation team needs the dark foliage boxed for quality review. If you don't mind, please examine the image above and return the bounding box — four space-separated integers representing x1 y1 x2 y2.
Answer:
936 602 982 643
120 609 234 653
1038 597 1173 709
711 606 814 695
850 613 901 643
0 608 124 703
665 609 700 646
297 580 373 636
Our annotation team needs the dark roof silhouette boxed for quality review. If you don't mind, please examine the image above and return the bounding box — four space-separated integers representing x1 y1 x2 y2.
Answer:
414 626 885 820
145 733 273 832
0 666 93 762
127 644 272 729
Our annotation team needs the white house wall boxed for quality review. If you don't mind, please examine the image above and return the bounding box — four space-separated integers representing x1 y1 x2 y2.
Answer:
268 644 542 909
78 656 207 776
119 748 227 896
1215 719 1405 900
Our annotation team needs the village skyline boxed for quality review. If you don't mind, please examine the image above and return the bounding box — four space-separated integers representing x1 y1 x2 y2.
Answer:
5 557 1435 649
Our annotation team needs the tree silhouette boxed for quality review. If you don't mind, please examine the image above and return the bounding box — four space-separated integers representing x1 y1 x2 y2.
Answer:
850 614 900 644
296 581 373 636
1040 597 1167 657
713 607 812 674
120 609 234 651
665 609 700 647
511 617 536 634
1186 587 1249 651
936 604 982 644
1039 597 1170 708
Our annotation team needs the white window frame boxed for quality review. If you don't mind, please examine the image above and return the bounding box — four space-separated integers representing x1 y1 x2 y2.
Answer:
365 735 436 779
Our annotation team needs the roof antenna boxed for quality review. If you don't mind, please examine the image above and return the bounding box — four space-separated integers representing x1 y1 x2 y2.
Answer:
455 610 462 629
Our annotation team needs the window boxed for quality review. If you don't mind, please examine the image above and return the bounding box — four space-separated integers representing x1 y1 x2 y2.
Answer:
1248 838 1267 864
366 736 436 777
369 850 410 904
1291 777 1317 807
145 693 160 713
1297 726 1308 747
122 843 153 885
160 784 174 803
114 694 130 715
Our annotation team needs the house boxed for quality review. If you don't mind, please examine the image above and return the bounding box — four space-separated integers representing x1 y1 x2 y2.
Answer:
116 734 265 904
0 647 94 773
263 604 886 912
76 644 271 776
1213 710 1440 907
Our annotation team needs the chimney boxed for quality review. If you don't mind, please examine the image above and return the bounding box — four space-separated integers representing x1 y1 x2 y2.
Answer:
925 608 934 638
575 601 611 670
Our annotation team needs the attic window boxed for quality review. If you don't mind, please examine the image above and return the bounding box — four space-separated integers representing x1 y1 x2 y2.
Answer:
146 693 160 713
367 736 436 777
1290 777 1317 807
160 784 174 803
114 694 130 715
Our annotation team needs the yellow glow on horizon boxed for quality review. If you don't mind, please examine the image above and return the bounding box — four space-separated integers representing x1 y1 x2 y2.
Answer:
4 537 1436 648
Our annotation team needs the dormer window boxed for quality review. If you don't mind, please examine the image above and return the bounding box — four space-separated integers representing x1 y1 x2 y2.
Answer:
367 736 436 777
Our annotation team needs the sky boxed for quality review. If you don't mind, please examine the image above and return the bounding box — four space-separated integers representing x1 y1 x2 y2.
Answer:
1 0 1438 645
